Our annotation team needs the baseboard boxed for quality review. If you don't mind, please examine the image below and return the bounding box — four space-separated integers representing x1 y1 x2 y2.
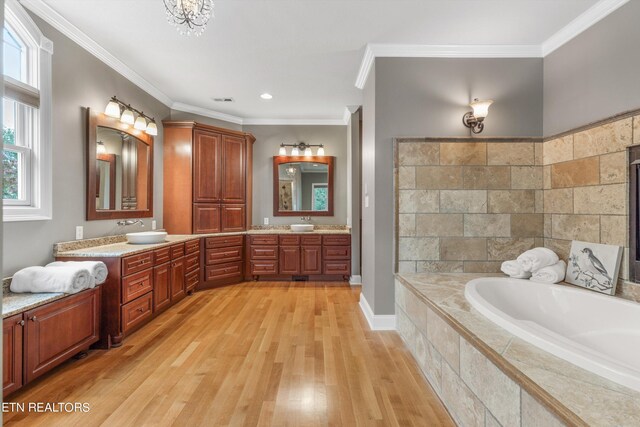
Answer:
349 275 362 286
358 293 396 330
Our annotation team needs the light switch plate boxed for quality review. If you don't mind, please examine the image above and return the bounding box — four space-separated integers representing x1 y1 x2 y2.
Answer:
75 226 83 240
263 217 269 225
151 220 157 230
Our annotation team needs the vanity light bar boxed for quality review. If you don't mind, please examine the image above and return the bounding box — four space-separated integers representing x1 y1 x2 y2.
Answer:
278 142 325 157
104 96 158 136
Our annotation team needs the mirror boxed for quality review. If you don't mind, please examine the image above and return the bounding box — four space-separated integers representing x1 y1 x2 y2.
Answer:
86 108 154 220
273 156 334 216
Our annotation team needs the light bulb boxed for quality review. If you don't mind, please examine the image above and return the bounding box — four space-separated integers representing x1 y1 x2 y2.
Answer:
105 100 120 118
279 145 287 156
304 147 312 157
317 146 325 156
120 109 135 125
291 147 299 156
134 115 147 130
145 121 158 136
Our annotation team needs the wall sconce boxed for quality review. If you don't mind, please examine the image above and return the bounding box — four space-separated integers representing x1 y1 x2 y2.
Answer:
277 142 325 157
104 96 158 136
462 98 493 134
96 141 107 155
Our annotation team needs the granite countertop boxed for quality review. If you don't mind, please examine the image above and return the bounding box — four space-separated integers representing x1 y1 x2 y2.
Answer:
245 228 351 235
3 291 67 319
396 272 640 427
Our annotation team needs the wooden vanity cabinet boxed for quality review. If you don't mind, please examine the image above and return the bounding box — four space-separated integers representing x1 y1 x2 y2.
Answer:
202 235 245 288
3 314 23 397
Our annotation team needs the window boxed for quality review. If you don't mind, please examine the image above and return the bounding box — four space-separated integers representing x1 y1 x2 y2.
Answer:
312 183 328 211
3 0 53 221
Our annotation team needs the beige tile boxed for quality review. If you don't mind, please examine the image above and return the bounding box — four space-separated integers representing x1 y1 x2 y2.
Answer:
396 307 417 352
635 115 640 146
460 339 520 427
463 261 502 273
544 214 552 238
599 151 627 184
620 247 630 281
535 190 544 213
543 165 551 190
488 190 536 214
397 261 417 274
398 142 439 166
511 214 544 238
416 261 464 273
551 214 600 242
440 142 487 165
406 293 428 335
544 238 572 261
440 362 484 427
462 166 511 190
487 142 535 165
398 166 416 189
415 166 463 189
574 118 633 159
534 142 543 166
551 157 600 188
440 190 487 213
427 307 460 373
394 280 407 311
398 237 439 261
511 166 543 189
487 238 536 261
543 135 573 165
398 214 416 237
399 190 439 213
573 184 626 215
543 188 574 214
600 215 628 247
521 390 564 427
414 331 442 391
464 214 511 237
416 213 464 237
440 237 487 261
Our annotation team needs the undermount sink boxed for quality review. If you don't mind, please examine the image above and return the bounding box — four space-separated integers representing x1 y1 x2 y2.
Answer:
126 231 168 244
290 224 314 232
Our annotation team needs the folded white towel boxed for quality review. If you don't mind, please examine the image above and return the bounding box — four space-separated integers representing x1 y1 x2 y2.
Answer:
10 266 95 294
531 260 567 284
517 247 559 272
500 260 532 279
47 261 107 285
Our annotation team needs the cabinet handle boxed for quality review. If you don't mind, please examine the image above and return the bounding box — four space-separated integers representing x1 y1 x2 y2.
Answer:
17 320 24 326
136 308 144 313
30 316 37 322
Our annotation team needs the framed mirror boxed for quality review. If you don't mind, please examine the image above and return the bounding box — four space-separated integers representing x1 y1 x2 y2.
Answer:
86 108 154 220
273 156 334 216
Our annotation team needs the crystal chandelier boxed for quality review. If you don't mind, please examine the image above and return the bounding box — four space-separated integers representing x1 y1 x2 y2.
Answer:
164 0 213 36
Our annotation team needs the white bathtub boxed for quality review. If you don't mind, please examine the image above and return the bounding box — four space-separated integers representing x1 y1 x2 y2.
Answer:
465 277 640 392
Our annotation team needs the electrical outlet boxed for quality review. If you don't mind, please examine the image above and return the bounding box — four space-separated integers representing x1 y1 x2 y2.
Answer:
263 217 269 225
75 226 83 240
365 195 369 208
151 220 157 230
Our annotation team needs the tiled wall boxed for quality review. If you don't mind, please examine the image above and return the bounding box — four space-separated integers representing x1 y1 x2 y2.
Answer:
396 140 544 274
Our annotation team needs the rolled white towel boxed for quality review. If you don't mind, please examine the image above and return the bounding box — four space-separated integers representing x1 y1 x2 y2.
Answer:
47 261 107 285
517 247 559 272
10 266 95 294
500 260 532 279
531 260 567 284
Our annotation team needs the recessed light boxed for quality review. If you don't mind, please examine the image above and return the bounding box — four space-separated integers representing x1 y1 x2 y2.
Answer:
260 93 273 100
212 97 234 102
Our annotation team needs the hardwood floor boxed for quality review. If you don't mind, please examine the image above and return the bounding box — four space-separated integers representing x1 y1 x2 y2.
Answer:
5 282 453 426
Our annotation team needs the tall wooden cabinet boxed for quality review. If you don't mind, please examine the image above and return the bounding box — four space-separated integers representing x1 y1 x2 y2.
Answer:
163 122 255 234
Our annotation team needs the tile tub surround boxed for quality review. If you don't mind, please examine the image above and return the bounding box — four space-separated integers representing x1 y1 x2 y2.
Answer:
395 139 544 274
395 273 640 427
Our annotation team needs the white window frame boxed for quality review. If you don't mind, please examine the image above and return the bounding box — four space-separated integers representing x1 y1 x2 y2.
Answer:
3 0 53 221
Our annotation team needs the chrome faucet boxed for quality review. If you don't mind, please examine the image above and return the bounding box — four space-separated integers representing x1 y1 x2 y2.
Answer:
300 216 311 223
116 219 145 227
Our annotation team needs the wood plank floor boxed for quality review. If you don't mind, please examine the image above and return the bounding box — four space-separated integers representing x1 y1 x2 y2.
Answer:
5 282 453 427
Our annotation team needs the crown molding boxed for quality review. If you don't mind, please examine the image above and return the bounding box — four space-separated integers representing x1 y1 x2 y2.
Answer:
354 44 376 90
242 118 346 126
171 102 244 125
541 0 629 56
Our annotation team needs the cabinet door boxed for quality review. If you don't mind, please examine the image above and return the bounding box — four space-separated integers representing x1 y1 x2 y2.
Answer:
221 135 245 203
154 263 171 312
279 246 300 275
193 130 222 203
3 314 23 397
301 246 322 275
193 203 221 234
171 257 186 302
221 204 245 232
25 289 100 383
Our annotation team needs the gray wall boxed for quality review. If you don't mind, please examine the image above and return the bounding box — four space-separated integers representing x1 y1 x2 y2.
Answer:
543 1 640 136
301 174 327 210
361 67 376 305
169 109 242 131
244 125 348 226
3 14 171 276
365 57 543 314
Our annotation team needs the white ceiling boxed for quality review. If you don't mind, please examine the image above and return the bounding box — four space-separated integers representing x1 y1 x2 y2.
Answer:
27 0 608 123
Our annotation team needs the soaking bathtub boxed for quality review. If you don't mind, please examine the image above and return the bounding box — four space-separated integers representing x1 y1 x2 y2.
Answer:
465 277 640 392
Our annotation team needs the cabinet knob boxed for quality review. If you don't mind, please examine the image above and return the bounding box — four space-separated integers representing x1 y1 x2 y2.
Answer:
136 308 144 313
17 320 24 326
30 316 37 322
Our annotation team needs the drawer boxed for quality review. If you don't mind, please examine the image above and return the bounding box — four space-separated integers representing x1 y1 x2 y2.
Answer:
171 243 185 259
205 261 243 281
206 246 243 265
122 251 153 276
279 235 300 245
185 252 200 272
185 269 199 291
300 235 322 245
249 235 278 246
322 235 351 246
250 246 278 260
250 261 278 275
206 235 244 249
122 269 154 304
121 293 153 333
153 247 171 265
323 261 351 275
185 239 201 254
323 246 351 260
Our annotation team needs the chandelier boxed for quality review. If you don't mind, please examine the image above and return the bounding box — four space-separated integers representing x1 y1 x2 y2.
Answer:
164 0 213 36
